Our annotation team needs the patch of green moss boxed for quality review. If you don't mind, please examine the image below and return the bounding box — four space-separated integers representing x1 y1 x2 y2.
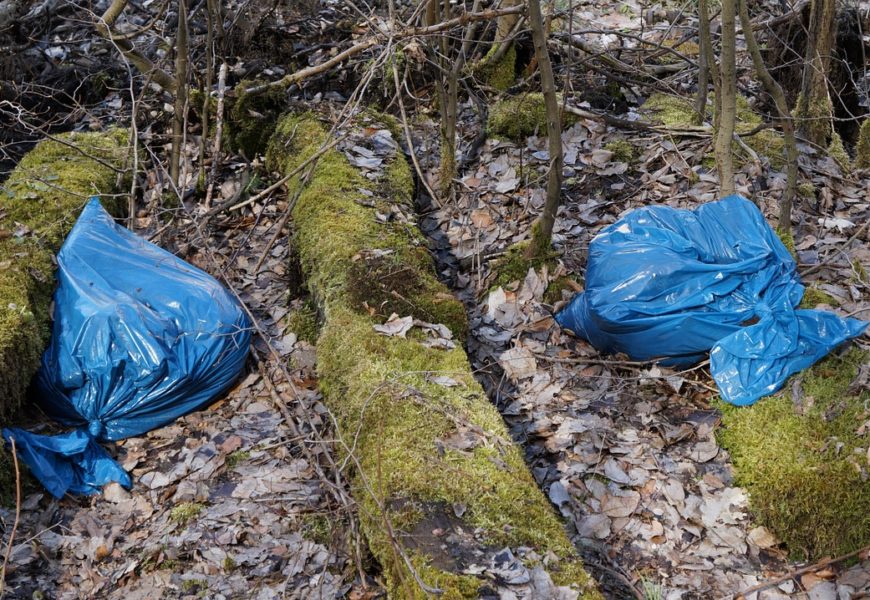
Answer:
604 139 636 163
776 227 796 258
181 579 207 593
479 43 517 92
287 300 319 344
169 502 205 525
717 347 870 559
642 94 698 127
490 241 555 289
828 132 851 170
799 286 838 308
383 152 415 202
225 450 250 469
643 93 785 167
228 80 287 158
222 555 236 571
659 39 700 64
856 120 870 170
487 93 578 142
269 113 600 598
798 182 816 198
795 91 834 147
0 129 128 419
543 276 581 305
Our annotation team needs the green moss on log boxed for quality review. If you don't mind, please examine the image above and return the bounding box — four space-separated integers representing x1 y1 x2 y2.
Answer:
827 132 851 170
267 113 600 598
855 119 870 170
479 43 518 92
228 80 288 158
488 93 578 142
717 348 870 559
0 129 128 419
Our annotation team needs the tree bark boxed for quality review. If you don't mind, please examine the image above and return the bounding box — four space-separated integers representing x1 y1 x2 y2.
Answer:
97 0 177 94
694 0 711 124
170 0 189 186
714 0 737 196
526 0 563 259
796 0 837 147
738 0 798 232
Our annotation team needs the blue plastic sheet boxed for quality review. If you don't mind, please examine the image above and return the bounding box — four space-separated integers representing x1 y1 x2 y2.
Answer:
3 198 251 497
555 195 867 406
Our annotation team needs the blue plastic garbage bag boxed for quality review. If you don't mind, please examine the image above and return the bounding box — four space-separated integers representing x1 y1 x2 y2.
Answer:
3 198 251 497
555 195 867 406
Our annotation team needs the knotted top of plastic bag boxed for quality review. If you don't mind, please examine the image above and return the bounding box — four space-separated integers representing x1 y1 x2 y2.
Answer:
4 199 251 497
555 195 867 405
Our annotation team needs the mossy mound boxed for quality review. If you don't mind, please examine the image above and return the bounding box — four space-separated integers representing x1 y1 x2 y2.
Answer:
478 43 517 92
228 80 288 158
490 241 555 289
604 138 636 163
0 129 128 419
659 38 700 64
642 93 785 168
488 93 578 142
267 113 600 598
718 347 870 559
827 132 851 169
798 286 838 308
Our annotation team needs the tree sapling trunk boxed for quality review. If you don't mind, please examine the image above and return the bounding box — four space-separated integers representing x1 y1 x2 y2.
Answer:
738 0 798 233
796 0 837 147
525 0 563 260
714 0 737 196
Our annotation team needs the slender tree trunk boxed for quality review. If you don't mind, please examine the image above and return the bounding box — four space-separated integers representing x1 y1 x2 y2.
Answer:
198 0 217 196
425 0 456 198
526 0 563 260
714 0 737 196
171 0 189 187
694 0 711 124
796 0 837 147
738 0 798 232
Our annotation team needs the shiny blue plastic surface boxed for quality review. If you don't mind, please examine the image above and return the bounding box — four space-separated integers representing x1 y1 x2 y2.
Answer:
3 199 251 497
555 195 867 406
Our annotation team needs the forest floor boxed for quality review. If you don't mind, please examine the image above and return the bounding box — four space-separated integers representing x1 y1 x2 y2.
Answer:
0 0 869 599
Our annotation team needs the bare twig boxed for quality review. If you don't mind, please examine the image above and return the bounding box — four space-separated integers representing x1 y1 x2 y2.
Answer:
204 62 228 209
731 545 870 599
0 436 22 599
243 5 527 94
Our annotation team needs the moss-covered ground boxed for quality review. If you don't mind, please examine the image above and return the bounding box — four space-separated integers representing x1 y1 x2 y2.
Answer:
717 347 870 559
0 129 128 420
267 113 600 598
642 93 785 168
488 93 578 142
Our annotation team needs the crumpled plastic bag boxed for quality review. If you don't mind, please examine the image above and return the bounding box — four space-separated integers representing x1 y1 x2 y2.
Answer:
3 198 251 496
555 195 867 405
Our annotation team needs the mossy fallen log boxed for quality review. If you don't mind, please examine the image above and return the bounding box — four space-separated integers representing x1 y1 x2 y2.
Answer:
267 113 600 599
718 348 870 559
0 130 128 419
